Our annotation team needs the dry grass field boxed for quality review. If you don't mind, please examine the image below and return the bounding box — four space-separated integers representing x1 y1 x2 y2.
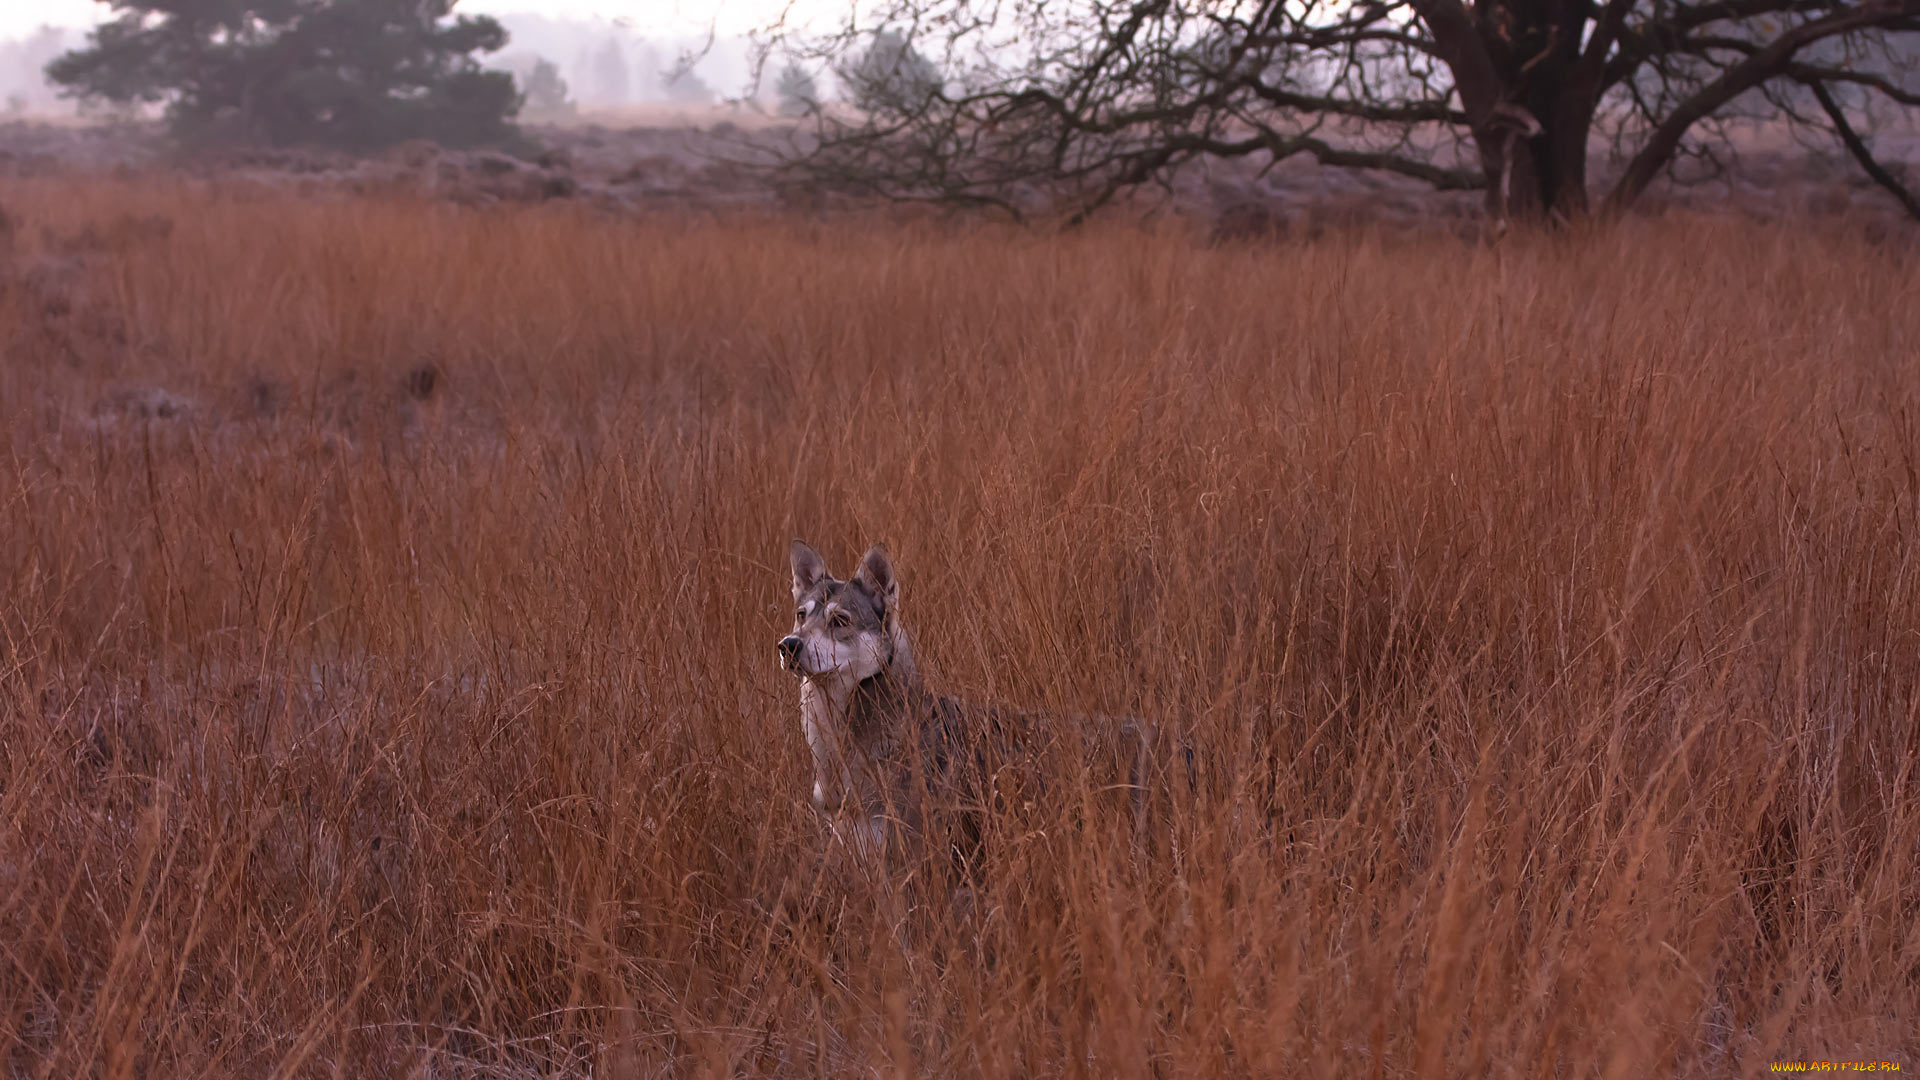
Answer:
1 179 1917 1077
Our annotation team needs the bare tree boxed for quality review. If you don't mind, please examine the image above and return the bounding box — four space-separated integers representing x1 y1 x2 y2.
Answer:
756 0 1920 222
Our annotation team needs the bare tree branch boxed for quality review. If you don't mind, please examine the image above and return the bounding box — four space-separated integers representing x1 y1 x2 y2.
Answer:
1805 75 1920 218
1786 62 1920 105
753 0 1920 224
1606 0 1920 210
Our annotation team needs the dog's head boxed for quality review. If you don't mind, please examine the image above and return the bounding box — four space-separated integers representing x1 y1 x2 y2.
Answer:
778 540 900 683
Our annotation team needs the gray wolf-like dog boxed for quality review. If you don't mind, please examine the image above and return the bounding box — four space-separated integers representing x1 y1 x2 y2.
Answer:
777 539 1180 876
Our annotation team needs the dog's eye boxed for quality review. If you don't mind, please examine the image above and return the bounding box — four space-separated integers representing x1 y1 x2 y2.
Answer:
828 610 852 629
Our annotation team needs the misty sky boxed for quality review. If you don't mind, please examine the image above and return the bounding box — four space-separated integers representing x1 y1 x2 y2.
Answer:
0 1 837 40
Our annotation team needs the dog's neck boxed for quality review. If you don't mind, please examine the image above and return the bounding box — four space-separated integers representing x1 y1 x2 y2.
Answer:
799 620 919 814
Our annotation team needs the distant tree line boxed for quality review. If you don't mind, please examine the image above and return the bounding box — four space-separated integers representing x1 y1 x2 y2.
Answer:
769 32 942 118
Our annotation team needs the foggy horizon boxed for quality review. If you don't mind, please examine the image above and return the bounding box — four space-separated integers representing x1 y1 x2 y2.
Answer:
0 0 826 40
0 4 854 116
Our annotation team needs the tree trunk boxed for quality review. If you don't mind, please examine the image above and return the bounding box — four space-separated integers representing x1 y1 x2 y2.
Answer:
1420 0 1612 222
1477 130 1545 220
1423 0 1606 223
1493 34 1601 220
1476 111 1592 222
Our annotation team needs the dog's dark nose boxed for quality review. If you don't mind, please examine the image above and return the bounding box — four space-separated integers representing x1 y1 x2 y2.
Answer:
778 636 803 666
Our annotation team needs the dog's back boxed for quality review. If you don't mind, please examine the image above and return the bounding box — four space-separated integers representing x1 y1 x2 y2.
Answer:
871 682 1193 872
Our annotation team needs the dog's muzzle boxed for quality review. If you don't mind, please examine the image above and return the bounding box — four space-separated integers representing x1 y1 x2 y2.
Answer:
777 635 804 672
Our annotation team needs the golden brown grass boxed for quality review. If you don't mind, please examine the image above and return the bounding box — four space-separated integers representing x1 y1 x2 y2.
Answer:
1 178 1917 1077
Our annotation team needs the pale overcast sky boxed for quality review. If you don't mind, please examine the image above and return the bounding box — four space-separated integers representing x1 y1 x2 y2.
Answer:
0 2 839 40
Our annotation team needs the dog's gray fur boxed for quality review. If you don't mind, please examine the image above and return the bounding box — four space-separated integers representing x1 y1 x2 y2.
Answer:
778 540 1178 873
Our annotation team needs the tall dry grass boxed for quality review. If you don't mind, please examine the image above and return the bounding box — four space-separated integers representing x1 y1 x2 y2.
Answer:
0 179 1917 1077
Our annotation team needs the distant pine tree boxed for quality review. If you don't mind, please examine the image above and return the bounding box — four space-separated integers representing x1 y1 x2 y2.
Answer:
45 0 520 150
663 65 715 107
840 29 940 114
522 58 574 118
775 64 819 117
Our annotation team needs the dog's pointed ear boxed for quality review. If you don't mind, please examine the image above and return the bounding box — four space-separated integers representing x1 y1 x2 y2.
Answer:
854 544 898 612
791 540 827 597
